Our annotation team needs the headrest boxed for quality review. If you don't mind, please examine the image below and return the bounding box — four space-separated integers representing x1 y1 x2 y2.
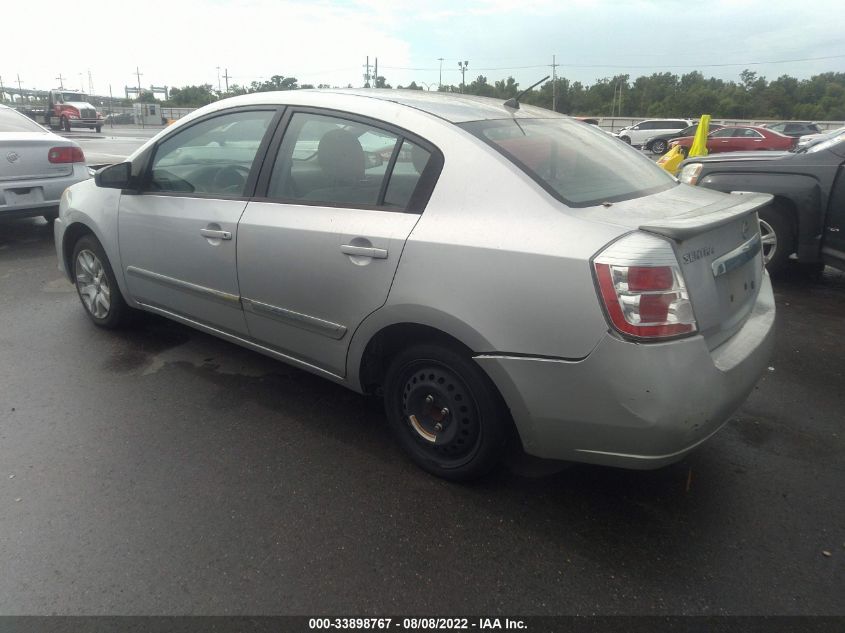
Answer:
318 129 364 185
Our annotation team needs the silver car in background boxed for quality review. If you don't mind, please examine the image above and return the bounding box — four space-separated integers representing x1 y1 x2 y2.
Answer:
0 103 88 223
54 91 775 480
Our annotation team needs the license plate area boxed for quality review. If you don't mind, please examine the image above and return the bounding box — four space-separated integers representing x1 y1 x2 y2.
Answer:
3 187 44 206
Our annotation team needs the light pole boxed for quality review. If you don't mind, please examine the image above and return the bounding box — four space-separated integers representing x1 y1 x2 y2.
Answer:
458 60 468 94
437 57 444 89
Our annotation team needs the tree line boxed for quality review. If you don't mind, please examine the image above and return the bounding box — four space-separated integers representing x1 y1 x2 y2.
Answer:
143 70 845 121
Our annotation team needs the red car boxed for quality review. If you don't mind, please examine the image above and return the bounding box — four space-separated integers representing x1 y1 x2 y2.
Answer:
669 126 796 154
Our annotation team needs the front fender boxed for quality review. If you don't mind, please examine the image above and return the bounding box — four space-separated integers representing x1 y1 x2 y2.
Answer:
58 181 135 306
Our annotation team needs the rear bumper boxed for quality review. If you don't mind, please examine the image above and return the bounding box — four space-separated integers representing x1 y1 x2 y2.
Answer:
0 165 89 218
475 274 776 469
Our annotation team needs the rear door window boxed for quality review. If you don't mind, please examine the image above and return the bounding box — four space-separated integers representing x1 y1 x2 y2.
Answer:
266 112 432 211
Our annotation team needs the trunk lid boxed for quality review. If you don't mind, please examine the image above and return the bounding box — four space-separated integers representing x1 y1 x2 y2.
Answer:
577 185 771 349
0 134 74 182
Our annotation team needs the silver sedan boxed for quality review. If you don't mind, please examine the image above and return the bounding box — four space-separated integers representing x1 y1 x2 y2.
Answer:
54 90 775 480
0 103 89 222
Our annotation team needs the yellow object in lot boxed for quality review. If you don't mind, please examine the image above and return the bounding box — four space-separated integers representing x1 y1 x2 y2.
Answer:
657 144 685 174
689 114 711 157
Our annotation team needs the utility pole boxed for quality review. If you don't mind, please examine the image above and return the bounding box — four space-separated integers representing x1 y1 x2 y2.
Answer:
56 73 65 89
216 66 221 93
0 76 4 102
88 69 94 95
17 74 24 102
551 55 558 112
437 57 444 89
135 66 143 94
363 56 371 88
223 68 231 92
109 84 114 128
78 73 84 93
458 60 468 93
374 57 378 88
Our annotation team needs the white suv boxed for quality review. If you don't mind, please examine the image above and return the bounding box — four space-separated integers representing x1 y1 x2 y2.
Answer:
615 119 692 147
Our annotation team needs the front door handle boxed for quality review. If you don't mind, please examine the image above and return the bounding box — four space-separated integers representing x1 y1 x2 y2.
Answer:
200 228 232 240
341 244 388 259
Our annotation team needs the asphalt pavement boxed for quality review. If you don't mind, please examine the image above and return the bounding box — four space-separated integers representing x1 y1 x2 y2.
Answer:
0 133 842 616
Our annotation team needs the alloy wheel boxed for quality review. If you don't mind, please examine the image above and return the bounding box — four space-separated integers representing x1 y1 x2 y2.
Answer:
758 218 777 265
75 249 111 319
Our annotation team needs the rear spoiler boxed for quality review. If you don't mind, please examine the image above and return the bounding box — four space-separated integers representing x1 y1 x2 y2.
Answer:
639 192 772 241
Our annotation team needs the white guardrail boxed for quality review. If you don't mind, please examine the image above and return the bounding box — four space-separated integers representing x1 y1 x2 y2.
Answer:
594 118 845 134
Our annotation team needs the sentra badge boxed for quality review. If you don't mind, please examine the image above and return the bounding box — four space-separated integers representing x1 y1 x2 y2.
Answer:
682 246 714 264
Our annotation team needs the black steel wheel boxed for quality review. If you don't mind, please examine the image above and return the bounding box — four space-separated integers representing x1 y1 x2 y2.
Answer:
651 139 668 155
384 343 511 481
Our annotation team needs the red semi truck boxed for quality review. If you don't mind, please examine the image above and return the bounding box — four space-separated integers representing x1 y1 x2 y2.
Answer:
44 90 104 132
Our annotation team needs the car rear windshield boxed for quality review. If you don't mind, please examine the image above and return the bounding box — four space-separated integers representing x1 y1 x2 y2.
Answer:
0 108 47 133
461 118 676 207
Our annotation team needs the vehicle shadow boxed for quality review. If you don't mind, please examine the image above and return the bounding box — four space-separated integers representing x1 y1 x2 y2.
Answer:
0 216 55 256
104 308 735 584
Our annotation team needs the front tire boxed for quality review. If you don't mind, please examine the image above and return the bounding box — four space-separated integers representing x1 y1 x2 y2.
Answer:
383 343 512 481
95 125 102 133
758 207 793 276
620 135 631 145
72 235 131 328
651 139 668 155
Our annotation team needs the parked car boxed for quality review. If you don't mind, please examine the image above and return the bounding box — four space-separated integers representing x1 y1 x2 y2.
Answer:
0 103 88 223
763 121 822 138
796 125 845 151
613 118 692 147
678 129 845 274
643 122 725 155
670 126 796 155
54 91 775 480
103 112 133 125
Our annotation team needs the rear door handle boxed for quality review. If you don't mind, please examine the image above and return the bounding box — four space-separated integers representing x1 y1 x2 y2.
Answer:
341 244 388 259
200 229 232 240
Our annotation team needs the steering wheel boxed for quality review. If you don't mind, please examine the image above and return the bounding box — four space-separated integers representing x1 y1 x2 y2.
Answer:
211 165 249 195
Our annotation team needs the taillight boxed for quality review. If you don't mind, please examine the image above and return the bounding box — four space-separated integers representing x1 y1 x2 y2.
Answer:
48 146 85 163
593 232 697 340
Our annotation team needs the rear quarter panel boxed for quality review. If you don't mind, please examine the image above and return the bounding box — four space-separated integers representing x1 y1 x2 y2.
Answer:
347 126 627 386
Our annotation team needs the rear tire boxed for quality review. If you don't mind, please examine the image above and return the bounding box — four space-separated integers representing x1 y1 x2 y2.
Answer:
383 343 512 481
620 135 631 145
71 235 132 329
95 125 102 133
758 206 793 276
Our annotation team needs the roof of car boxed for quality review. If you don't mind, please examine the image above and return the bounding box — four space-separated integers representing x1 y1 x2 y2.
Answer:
320 89 568 123
208 89 567 124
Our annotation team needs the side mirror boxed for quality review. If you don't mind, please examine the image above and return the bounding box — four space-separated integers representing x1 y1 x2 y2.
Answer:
95 162 132 189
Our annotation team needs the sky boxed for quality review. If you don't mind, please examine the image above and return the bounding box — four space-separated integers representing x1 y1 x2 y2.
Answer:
3 0 844 98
